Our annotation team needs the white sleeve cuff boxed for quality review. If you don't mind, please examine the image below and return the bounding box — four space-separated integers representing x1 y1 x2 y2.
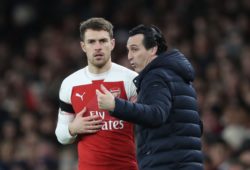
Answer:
55 109 77 144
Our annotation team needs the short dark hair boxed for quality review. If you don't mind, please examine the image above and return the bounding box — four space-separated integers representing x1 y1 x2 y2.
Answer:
79 17 114 41
128 24 167 55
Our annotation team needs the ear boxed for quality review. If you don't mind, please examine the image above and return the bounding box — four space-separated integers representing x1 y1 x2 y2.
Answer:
80 41 86 53
110 38 115 51
151 46 158 56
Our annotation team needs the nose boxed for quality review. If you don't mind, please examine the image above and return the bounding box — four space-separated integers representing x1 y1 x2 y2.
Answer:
127 51 133 61
94 42 102 50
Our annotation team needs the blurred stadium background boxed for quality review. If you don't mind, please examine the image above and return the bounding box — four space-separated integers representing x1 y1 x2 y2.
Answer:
0 0 250 169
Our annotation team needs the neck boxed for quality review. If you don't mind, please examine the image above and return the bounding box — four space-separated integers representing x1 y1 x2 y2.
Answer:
88 61 112 74
150 55 157 62
146 55 157 65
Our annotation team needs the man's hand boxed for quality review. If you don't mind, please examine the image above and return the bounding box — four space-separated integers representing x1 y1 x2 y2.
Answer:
68 107 103 136
96 84 115 111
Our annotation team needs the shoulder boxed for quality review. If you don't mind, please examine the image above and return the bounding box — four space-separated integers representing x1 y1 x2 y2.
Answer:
108 63 138 81
112 63 137 76
143 68 168 81
139 68 173 90
60 68 86 88
146 67 178 83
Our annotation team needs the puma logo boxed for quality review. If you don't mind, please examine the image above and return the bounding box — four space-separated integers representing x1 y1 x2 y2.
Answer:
76 92 85 101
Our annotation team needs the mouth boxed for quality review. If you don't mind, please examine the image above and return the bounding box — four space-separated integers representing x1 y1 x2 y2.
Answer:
94 53 104 59
130 63 136 68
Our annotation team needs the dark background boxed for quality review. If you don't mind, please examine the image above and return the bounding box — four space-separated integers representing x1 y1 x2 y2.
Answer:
0 0 250 169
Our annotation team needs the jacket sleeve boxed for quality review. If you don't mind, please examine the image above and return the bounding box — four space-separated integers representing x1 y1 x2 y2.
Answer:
111 74 172 127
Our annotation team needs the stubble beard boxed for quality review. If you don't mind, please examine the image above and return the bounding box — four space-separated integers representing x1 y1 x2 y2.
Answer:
92 58 109 68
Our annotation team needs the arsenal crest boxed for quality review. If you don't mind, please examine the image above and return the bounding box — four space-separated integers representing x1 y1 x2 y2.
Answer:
109 87 121 98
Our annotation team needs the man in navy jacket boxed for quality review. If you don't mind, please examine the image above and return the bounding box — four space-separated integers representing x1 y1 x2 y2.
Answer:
96 24 203 170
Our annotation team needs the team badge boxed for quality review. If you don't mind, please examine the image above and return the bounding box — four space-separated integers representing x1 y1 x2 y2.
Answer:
109 87 121 98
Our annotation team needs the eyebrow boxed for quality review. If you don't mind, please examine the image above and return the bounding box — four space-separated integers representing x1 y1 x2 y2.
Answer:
127 44 138 48
86 37 109 42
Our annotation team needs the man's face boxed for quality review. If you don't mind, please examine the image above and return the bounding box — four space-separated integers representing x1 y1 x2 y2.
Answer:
127 34 156 73
81 29 115 68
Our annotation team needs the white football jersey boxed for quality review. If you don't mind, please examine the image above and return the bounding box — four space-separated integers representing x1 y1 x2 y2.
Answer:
55 62 138 170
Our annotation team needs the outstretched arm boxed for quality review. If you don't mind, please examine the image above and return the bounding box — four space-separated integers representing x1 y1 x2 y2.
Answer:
96 82 172 127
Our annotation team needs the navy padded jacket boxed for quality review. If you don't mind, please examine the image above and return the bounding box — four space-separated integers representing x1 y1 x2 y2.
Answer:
111 49 203 170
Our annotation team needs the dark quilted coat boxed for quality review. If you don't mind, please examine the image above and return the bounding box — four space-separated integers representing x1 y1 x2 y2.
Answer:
111 49 203 170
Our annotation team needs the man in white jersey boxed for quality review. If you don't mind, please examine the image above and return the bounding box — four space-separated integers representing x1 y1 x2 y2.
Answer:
55 18 138 170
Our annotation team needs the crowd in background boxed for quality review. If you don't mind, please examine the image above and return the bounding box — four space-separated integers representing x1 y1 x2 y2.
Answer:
0 0 250 169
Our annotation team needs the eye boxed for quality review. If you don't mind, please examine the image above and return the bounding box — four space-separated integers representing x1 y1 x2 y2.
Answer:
127 46 139 53
87 40 95 44
100 38 108 43
131 47 138 52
